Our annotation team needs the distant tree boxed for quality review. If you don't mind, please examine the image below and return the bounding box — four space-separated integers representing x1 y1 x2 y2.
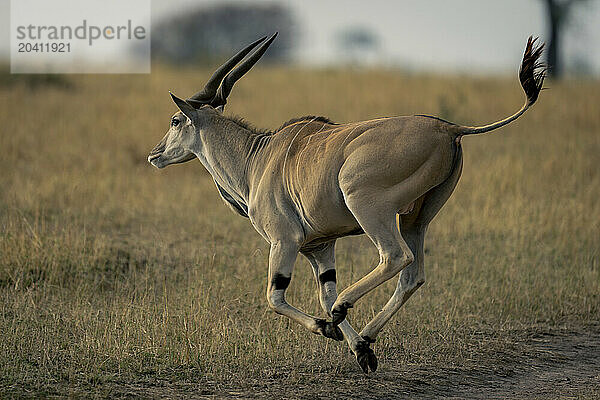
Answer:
335 27 380 65
152 4 296 64
541 0 591 78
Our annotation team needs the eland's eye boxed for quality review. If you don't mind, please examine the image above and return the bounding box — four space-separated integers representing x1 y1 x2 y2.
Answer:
171 118 180 127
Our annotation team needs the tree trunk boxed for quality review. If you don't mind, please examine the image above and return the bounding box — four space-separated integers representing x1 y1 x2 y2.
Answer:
546 0 563 78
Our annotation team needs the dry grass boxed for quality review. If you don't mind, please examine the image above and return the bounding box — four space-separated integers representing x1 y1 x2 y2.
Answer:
0 65 598 398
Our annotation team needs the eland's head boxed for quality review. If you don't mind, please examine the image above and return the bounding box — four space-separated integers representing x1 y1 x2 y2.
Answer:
148 33 277 169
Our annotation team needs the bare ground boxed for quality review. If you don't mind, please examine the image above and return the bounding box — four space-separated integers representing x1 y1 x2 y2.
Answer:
239 325 600 400
454 328 600 400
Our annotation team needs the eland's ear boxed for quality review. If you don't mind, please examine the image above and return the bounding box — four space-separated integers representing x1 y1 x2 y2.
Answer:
170 92 197 121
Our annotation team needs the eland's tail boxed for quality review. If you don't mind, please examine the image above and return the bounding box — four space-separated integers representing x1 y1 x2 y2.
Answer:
455 36 546 137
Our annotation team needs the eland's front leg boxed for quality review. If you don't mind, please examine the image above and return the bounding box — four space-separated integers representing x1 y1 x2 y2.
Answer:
266 240 343 341
302 241 377 373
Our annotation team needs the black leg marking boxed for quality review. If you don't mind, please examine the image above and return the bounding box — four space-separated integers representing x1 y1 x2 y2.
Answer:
318 269 337 285
272 273 291 290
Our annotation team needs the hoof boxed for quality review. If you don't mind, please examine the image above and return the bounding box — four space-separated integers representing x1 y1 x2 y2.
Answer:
355 341 378 373
331 302 352 326
362 335 376 344
315 319 344 341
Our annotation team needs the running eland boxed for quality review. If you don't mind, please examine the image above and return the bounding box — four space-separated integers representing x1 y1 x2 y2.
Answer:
148 33 545 373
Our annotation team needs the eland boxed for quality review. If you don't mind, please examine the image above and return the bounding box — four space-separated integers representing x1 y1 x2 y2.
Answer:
148 33 545 373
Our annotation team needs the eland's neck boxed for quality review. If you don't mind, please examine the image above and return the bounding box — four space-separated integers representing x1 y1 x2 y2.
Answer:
193 114 269 205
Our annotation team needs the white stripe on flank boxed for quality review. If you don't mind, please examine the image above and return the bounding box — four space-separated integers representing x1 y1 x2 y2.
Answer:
295 122 328 181
282 118 317 186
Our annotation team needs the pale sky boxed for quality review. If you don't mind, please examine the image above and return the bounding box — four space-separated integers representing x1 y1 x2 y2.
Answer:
2 0 600 74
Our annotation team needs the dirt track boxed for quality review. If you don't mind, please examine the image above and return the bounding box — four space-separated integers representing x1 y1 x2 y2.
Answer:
94 326 600 399
262 327 600 400
453 330 600 400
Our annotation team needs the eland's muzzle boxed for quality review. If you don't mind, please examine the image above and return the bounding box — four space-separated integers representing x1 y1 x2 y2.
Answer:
148 152 164 168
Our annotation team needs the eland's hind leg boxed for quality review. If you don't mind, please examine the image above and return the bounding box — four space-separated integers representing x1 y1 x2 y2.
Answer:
360 147 463 341
330 195 415 326
331 138 456 325
359 220 425 342
302 241 377 373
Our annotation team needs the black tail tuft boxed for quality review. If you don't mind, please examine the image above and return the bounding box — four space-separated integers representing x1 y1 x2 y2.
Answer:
519 36 546 106
455 36 545 137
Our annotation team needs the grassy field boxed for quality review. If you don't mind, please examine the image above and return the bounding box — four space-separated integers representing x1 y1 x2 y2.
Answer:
0 64 599 399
